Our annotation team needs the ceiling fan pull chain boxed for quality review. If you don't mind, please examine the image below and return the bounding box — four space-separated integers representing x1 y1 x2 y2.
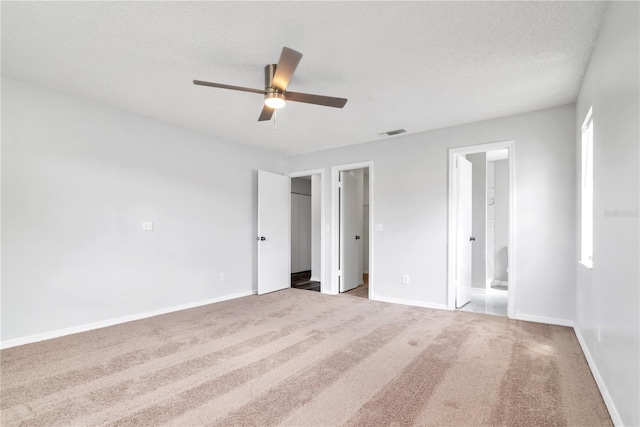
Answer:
273 110 277 131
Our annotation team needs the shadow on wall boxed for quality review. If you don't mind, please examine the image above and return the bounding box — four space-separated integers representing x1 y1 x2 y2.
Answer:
495 247 509 281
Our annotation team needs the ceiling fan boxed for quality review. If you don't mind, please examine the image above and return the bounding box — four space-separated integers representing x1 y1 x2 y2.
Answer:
194 47 348 122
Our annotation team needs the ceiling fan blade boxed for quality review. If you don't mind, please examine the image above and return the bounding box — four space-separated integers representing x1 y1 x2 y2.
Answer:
258 105 275 122
193 80 265 95
285 91 348 108
271 47 303 92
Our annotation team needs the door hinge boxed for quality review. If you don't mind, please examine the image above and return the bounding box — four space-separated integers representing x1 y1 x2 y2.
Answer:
337 270 342 277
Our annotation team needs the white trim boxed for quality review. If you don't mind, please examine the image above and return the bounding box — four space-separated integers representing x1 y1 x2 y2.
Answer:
447 140 516 319
286 169 325 294
371 294 448 311
574 327 622 427
581 106 594 129
513 313 574 328
0 290 255 350
579 107 594 268
331 161 374 297
310 276 321 282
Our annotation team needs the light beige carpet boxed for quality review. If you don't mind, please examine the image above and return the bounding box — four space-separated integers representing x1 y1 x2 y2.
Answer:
346 274 368 299
345 283 368 299
1 289 611 426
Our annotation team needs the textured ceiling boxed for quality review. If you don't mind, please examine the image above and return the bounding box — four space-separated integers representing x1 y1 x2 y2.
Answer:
1 1 606 156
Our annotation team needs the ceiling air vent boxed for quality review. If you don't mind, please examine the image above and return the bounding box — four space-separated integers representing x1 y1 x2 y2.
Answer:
379 128 406 137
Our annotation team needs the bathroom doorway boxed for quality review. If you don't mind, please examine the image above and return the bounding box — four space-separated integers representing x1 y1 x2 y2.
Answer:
448 141 514 318
331 161 374 298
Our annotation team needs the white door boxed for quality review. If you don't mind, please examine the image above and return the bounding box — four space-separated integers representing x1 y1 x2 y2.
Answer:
340 169 363 292
258 170 290 295
456 157 473 308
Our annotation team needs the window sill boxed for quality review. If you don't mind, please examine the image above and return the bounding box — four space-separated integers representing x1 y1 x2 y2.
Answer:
579 260 593 269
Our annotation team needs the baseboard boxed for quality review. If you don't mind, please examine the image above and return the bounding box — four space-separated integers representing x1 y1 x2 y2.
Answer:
512 313 575 327
310 276 321 282
371 294 448 311
574 327 622 426
0 290 256 350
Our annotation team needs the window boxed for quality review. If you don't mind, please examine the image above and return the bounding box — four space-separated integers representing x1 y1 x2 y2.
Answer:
581 108 593 268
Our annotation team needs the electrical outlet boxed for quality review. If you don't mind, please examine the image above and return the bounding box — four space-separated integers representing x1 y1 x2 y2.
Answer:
142 221 153 231
402 274 410 285
220 273 225 281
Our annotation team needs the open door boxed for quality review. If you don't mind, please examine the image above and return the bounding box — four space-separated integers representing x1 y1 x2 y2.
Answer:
258 170 290 295
456 157 473 308
339 169 363 292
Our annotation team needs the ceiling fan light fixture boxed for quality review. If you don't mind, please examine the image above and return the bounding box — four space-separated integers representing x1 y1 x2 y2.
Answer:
264 91 286 109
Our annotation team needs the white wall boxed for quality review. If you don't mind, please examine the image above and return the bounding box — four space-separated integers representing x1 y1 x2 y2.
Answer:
1 78 283 343
285 104 576 321
486 161 495 284
574 2 640 426
493 159 509 282
467 152 486 288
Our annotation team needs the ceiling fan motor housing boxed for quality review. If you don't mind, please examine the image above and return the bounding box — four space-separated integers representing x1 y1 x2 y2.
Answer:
264 64 286 108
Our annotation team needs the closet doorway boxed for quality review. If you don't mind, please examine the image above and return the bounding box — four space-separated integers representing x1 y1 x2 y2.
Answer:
288 170 324 293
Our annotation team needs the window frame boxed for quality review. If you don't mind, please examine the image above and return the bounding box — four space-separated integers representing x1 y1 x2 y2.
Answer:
580 107 594 269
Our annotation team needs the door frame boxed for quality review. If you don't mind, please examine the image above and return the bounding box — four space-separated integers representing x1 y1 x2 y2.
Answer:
331 161 374 296
447 141 516 318
287 169 326 293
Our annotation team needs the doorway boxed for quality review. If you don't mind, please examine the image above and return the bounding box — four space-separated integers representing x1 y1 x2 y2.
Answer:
447 141 515 318
331 162 373 298
287 169 325 293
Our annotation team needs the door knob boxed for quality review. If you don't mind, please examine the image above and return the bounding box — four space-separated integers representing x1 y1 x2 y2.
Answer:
470 237 476 242
355 235 361 240
257 236 266 241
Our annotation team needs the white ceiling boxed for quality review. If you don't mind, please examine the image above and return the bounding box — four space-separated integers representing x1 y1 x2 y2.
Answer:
1 1 606 156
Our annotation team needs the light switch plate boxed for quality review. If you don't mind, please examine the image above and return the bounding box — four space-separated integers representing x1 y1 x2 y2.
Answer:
142 221 153 231
375 224 383 232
